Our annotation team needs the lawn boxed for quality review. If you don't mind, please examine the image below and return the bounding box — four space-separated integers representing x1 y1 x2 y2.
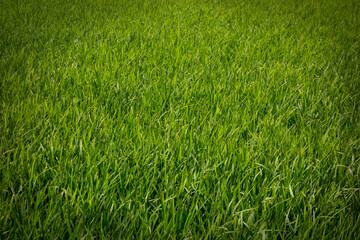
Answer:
1 0 359 239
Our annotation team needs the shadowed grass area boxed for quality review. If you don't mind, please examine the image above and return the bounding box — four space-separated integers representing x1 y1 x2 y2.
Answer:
1 0 359 239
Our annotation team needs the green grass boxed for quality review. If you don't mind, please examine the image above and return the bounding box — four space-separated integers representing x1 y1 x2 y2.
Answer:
1 0 360 239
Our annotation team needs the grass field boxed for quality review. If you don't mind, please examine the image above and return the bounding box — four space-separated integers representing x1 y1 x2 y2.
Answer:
1 0 360 239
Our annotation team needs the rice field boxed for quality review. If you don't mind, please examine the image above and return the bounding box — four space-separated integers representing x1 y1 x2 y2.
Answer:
1 0 360 239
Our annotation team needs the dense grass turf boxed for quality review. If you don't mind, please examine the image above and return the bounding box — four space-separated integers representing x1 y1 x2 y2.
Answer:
1 0 360 238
